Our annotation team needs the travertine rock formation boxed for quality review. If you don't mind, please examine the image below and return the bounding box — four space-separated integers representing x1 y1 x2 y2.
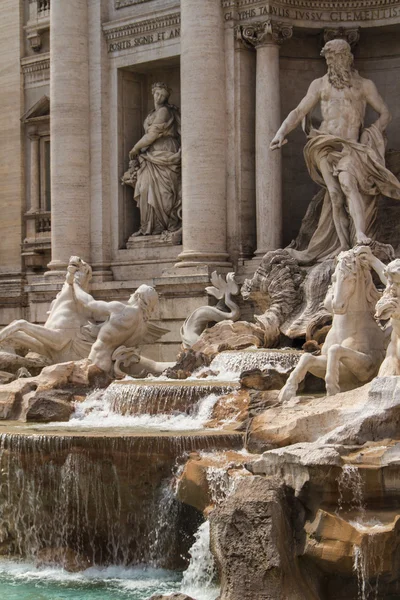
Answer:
209 476 317 600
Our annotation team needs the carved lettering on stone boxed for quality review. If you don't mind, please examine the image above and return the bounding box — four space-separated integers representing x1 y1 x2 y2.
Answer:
223 1 400 24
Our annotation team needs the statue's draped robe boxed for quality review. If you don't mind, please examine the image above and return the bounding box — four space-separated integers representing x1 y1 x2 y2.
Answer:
287 124 400 264
134 105 182 235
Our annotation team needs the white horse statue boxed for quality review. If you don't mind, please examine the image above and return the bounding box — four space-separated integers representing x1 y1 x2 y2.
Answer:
0 256 97 363
279 246 388 402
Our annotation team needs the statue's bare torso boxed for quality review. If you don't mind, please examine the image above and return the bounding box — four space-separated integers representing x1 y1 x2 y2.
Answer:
319 73 367 141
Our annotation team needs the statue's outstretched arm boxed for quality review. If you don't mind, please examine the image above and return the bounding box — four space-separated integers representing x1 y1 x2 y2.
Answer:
72 282 111 320
270 78 322 150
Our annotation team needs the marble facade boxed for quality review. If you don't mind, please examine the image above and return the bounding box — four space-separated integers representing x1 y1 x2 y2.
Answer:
1 0 400 360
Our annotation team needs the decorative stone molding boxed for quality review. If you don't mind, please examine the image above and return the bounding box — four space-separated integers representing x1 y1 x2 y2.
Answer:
103 13 180 52
25 0 50 52
115 0 153 8
323 27 360 47
21 54 50 87
223 0 400 9
237 20 293 48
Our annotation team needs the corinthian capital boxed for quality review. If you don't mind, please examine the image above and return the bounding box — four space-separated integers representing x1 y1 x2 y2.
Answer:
323 27 360 48
237 20 293 49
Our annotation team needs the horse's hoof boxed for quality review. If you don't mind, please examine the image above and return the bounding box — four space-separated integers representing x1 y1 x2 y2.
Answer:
326 386 340 396
278 386 295 403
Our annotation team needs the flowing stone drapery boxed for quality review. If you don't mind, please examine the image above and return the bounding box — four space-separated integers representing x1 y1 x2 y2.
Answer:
47 0 90 275
177 0 230 267
238 21 292 257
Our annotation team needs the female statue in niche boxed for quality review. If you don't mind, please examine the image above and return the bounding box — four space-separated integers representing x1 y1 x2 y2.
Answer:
122 82 182 239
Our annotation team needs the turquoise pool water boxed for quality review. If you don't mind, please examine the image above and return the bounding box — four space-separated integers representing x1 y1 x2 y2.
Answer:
0 560 219 600
0 562 182 600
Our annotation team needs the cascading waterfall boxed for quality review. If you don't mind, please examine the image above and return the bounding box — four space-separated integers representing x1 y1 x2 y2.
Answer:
67 382 238 429
0 432 241 569
209 349 301 375
106 382 238 416
337 464 366 517
180 520 218 600
353 536 385 600
338 465 385 600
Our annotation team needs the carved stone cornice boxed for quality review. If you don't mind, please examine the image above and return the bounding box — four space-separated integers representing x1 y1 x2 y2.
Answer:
103 12 180 40
21 54 50 87
323 27 360 47
115 0 152 7
237 20 293 48
223 0 400 9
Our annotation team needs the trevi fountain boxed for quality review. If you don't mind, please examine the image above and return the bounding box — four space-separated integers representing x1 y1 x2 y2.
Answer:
1 1 400 599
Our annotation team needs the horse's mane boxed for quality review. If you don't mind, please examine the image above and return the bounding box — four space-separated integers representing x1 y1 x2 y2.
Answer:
336 250 381 313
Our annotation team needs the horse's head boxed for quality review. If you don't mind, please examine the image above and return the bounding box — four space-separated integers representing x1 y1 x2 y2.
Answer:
331 246 380 315
375 258 400 324
66 256 92 291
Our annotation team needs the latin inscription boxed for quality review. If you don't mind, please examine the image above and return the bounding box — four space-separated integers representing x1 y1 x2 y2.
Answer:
108 28 180 53
224 4 400 23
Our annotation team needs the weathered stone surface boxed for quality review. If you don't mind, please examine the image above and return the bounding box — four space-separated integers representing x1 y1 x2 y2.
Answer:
207 389 251 428
247 384 369 452
0 378 37 419
209 476 316 600
0 371 15 385
240 367 288 390
0 359 112 421
191 321 265 358
250 375 400 450
304 510 400 578
0 350 50 376
36 359 111 392
165 348 212 380
176 451 251 513
25 390 74 423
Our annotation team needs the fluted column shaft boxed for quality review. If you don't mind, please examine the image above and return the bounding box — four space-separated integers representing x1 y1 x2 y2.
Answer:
239 20 292 256
177 0 229 267
48 0 91 273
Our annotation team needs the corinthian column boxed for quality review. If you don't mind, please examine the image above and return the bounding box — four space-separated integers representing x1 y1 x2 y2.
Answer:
239 20 292 256
177 0 229 268
47 0 90 275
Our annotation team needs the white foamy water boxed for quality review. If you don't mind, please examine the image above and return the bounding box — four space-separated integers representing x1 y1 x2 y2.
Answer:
181 521 218 600
0 560 182 600
349 519 388 533
209 349 301 375
45 389 220 430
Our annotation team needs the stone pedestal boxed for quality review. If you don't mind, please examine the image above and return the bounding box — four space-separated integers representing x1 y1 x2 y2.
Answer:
239 21 292 257
177 0 230 268
47 0 91 276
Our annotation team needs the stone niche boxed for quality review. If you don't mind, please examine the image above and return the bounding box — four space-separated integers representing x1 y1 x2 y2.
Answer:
115 57 181 281
280 27 400 248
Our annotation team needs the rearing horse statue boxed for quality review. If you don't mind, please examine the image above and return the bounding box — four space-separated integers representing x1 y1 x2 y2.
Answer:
279 246 388 402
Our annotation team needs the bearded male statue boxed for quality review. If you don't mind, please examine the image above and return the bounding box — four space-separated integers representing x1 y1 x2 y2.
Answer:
270 38 400 265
